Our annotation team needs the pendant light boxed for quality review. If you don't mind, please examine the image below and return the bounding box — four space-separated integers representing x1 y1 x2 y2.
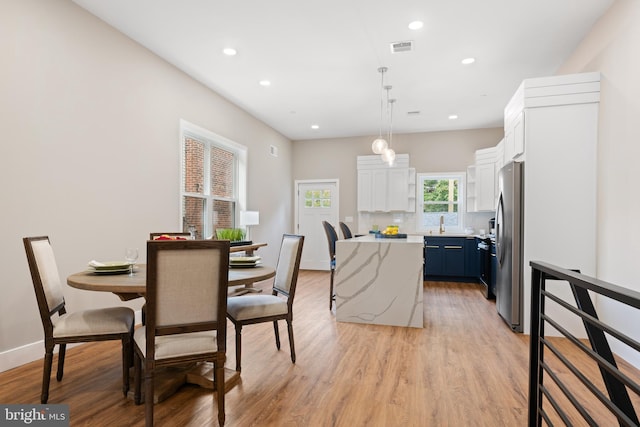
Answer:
371 67 389 154
381 86 396 165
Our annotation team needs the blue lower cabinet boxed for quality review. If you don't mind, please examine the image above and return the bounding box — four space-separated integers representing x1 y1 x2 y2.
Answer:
464 237 480 278
424 237 474 280
424 242 444 277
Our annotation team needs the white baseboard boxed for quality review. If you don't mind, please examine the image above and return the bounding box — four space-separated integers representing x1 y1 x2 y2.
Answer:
0 340 45 373
0 309 143 373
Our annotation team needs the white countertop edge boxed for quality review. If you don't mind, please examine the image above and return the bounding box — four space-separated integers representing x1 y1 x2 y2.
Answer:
339 235 424 244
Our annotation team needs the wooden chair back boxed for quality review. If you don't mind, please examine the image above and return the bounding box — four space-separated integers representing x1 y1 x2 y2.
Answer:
145 239 230 349
23 236 66 334
272 234 305 303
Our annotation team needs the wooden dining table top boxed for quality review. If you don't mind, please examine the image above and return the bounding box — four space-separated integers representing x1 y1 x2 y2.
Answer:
66 263 276 301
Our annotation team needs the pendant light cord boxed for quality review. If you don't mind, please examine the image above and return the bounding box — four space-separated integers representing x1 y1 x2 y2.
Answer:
378 67 387 138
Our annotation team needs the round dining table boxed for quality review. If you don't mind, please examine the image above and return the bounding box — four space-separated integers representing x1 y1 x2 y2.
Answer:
67 263 276 300
66 263 276 402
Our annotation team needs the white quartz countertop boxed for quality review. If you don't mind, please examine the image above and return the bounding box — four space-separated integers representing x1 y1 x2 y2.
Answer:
342 234 424 244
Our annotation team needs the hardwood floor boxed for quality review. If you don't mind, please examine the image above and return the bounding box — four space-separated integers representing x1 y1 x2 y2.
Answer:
1 271 637 426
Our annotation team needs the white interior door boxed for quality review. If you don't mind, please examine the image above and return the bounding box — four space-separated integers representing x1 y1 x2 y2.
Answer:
295 180 339 270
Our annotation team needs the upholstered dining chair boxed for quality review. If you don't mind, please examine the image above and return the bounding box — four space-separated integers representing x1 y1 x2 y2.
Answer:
339 222 353 239
321 221 338 310
134 239 230 427
23 236 135 404
226 234 304 372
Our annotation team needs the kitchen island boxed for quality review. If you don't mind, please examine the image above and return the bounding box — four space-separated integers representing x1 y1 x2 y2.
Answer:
334 234 423 328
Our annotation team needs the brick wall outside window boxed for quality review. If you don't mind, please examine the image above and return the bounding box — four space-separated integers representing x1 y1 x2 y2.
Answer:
182 137 236 239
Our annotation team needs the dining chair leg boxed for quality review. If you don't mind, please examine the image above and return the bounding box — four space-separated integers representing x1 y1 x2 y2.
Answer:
215 355 225 426
273 320 281 350
134 353 142 405
41 347 53 404
144 366 154 427
234 324 243 372
121 336 130 396
56 343 66 381
286 319 296 363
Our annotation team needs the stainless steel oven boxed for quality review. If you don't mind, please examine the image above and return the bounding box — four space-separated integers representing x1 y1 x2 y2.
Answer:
477 238 494 298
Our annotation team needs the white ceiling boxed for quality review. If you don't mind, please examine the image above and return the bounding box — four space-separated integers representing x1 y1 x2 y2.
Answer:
72 0 613 141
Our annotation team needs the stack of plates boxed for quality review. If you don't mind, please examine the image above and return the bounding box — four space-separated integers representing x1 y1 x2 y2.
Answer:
88 260 132 275
229 256 261 268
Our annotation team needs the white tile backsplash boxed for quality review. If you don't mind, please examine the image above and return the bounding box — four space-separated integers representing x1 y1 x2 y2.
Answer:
357 210 494 235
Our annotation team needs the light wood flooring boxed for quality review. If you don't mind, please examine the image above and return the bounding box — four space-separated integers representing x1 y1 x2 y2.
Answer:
1 271 638 426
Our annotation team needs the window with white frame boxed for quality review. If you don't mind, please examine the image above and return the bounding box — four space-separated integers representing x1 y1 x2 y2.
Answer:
417 172 465 233
180 120 247 239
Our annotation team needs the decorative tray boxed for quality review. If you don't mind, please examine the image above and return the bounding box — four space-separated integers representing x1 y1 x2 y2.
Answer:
374 233 408 239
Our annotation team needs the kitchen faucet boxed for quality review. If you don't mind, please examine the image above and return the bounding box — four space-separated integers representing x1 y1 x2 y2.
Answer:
439 215 445 234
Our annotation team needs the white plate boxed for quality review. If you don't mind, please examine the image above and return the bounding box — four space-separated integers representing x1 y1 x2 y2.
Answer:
89 267 132 275
88 260 131 270
230 256 261 263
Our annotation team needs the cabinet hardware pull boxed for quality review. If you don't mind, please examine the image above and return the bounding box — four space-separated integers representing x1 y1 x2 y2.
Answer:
491 253 496 257
444 245 463 249
425 245 439 249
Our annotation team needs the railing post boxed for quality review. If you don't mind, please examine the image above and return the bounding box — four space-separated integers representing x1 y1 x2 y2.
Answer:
528 266 543 427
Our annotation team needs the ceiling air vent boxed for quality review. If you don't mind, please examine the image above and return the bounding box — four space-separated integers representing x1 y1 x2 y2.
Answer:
390 40 413 54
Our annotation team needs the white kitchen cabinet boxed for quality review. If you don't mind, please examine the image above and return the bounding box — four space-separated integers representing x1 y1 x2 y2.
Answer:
504 72 600 336
475 162 495 211
387 168 408 210
504 111 524 161
466 147 496 212
357 155 413 212
358 169 387 212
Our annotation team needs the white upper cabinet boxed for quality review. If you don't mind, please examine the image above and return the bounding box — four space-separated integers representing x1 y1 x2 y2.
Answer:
357 155 414 212
504 111 524 160
504 72 601 162
467 147 496 212
475 162 495 212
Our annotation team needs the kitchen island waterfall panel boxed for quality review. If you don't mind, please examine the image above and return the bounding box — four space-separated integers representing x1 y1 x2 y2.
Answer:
334 235 423 328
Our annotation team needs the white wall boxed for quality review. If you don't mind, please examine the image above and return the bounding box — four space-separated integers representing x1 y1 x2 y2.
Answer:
557 0 640 366
0 0 293 370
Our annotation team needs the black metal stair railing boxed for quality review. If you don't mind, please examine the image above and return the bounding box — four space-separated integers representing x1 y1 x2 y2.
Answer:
529 261 640 427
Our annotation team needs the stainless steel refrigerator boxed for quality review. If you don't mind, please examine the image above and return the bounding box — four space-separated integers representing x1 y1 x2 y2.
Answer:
495 161 524 332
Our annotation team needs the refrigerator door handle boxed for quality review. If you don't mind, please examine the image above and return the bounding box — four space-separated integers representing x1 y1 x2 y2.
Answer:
496 193 505 266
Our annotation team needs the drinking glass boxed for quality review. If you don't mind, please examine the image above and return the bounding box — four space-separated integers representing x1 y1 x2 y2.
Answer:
124 247 139 275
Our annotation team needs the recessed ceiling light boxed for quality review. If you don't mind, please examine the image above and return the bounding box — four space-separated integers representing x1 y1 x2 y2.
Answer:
461 57 475 65
408 21 424 30
259 80 271 87
311 124 319 130
448 114 459 120
223 47 237 56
